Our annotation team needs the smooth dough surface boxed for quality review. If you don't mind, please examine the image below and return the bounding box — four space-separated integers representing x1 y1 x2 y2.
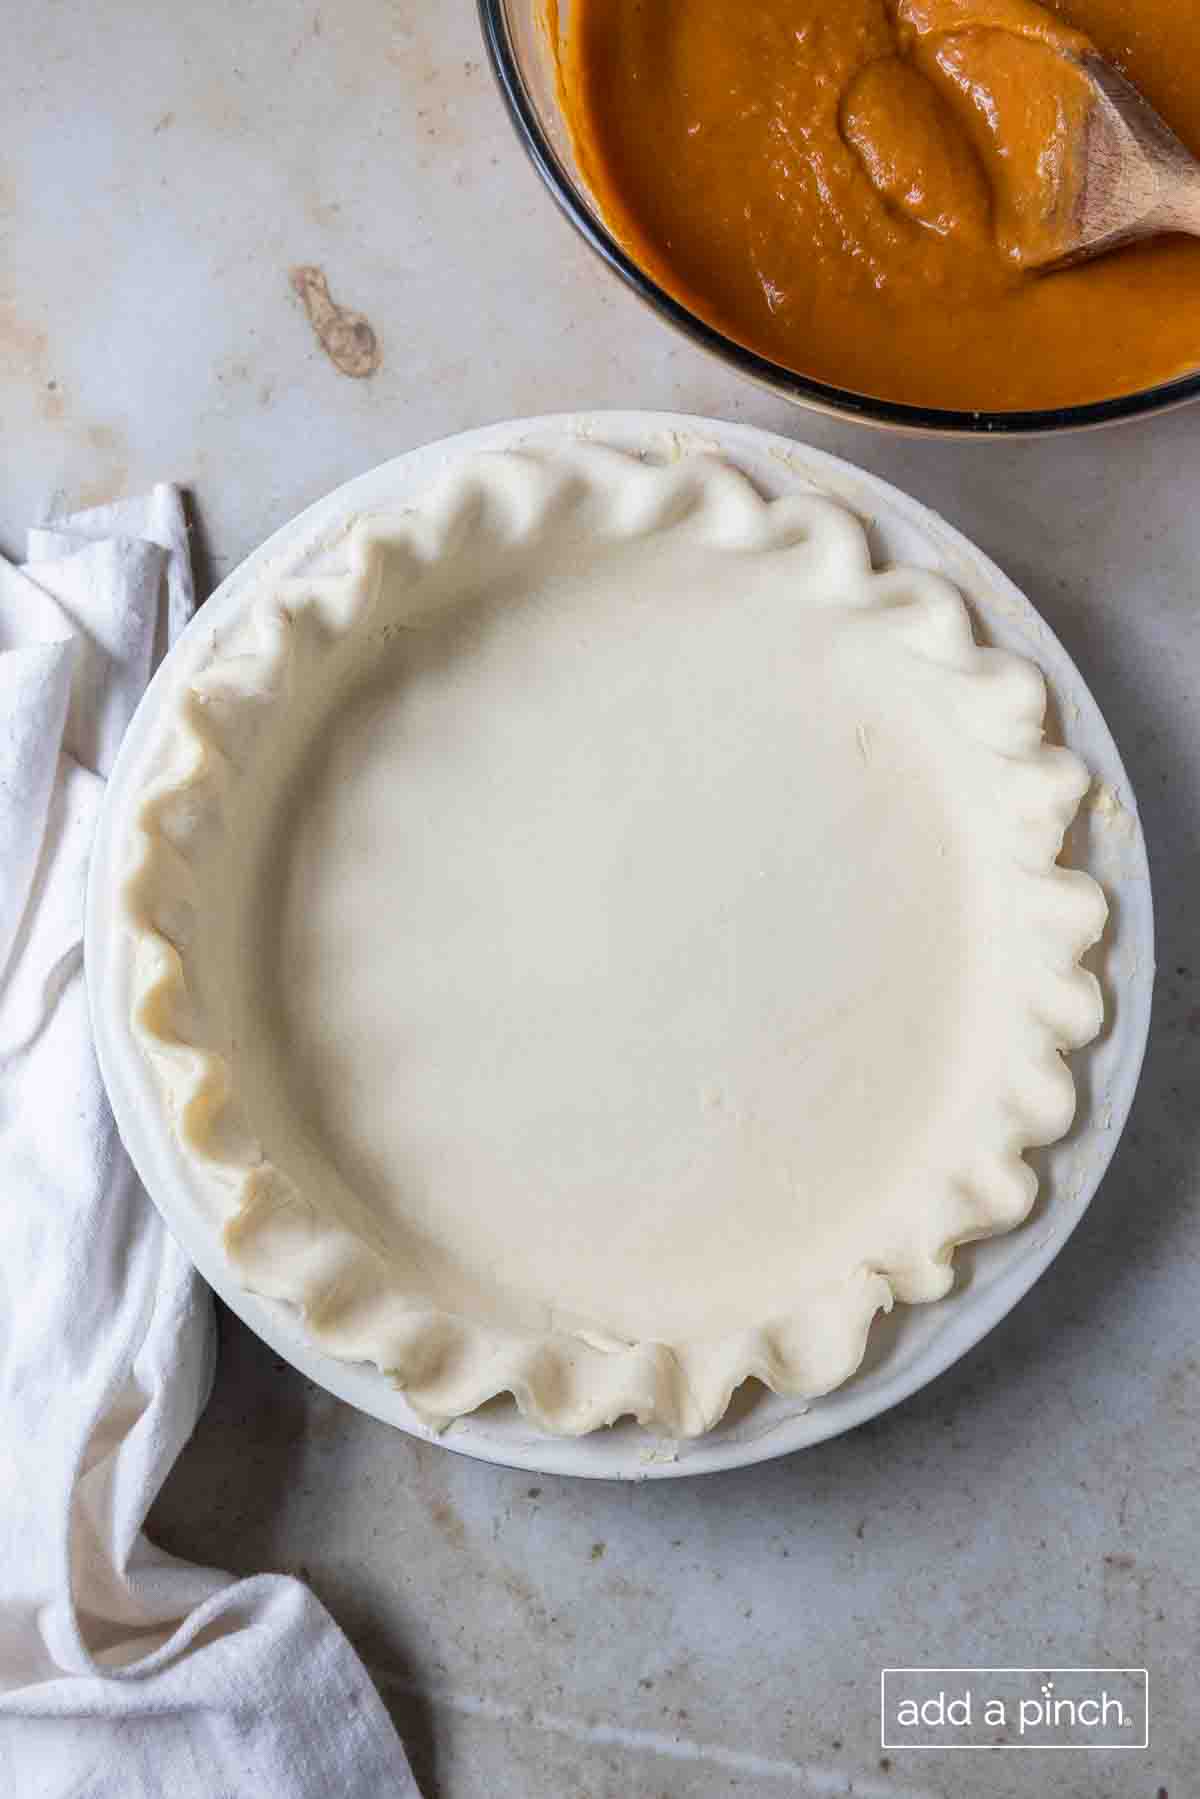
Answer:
257 533 965 1341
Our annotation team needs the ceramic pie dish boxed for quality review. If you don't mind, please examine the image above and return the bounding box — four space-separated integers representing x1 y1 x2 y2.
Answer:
87 413 1153 1478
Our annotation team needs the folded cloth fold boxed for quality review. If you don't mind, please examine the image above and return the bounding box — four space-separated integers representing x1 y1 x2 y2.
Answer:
0 489 418 1797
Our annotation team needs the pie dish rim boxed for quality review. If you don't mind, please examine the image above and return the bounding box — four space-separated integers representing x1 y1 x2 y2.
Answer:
85 410 1154 1479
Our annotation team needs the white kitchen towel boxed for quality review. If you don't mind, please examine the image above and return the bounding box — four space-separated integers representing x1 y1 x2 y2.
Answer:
0 489 419 1797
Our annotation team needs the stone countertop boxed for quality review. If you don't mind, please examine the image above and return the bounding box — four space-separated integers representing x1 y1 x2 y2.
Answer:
7 3 1197 1795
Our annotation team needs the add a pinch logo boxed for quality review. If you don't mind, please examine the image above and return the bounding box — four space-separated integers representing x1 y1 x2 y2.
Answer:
881 1668 1149 1750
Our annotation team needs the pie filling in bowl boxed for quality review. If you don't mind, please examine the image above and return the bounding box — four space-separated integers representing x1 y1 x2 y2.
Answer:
552 0 1200 413
124 447 1105 1437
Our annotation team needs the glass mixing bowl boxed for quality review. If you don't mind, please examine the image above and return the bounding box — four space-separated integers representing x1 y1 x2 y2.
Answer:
478 0 1200 435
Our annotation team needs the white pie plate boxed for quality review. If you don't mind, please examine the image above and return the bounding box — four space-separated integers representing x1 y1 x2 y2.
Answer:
86 411 1154 1480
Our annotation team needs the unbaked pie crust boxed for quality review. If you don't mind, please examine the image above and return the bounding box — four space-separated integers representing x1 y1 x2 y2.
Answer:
125 447 1106 1436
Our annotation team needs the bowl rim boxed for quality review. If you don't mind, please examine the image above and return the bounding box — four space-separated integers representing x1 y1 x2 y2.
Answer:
478 0 1200 438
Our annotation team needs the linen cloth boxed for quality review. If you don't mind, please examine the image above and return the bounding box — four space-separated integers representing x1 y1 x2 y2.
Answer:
0 488 418 1797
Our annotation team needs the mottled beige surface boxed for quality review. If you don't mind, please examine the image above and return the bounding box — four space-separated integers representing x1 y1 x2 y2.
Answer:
7 2 1198 1794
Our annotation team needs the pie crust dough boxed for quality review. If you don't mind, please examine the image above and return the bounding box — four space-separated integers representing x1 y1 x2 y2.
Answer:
125 447 1106 1436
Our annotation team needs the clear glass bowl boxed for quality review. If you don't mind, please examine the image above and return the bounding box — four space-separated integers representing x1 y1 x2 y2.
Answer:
478 0 1200 436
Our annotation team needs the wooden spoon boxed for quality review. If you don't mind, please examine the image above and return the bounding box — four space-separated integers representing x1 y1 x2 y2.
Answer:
1041 54 1200 269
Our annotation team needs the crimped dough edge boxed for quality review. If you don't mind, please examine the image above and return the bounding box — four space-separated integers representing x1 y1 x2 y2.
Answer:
124 446 1106 1437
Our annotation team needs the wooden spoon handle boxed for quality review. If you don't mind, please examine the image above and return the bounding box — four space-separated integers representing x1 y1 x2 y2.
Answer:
1150 171 1200 241
1084 55 1200 246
